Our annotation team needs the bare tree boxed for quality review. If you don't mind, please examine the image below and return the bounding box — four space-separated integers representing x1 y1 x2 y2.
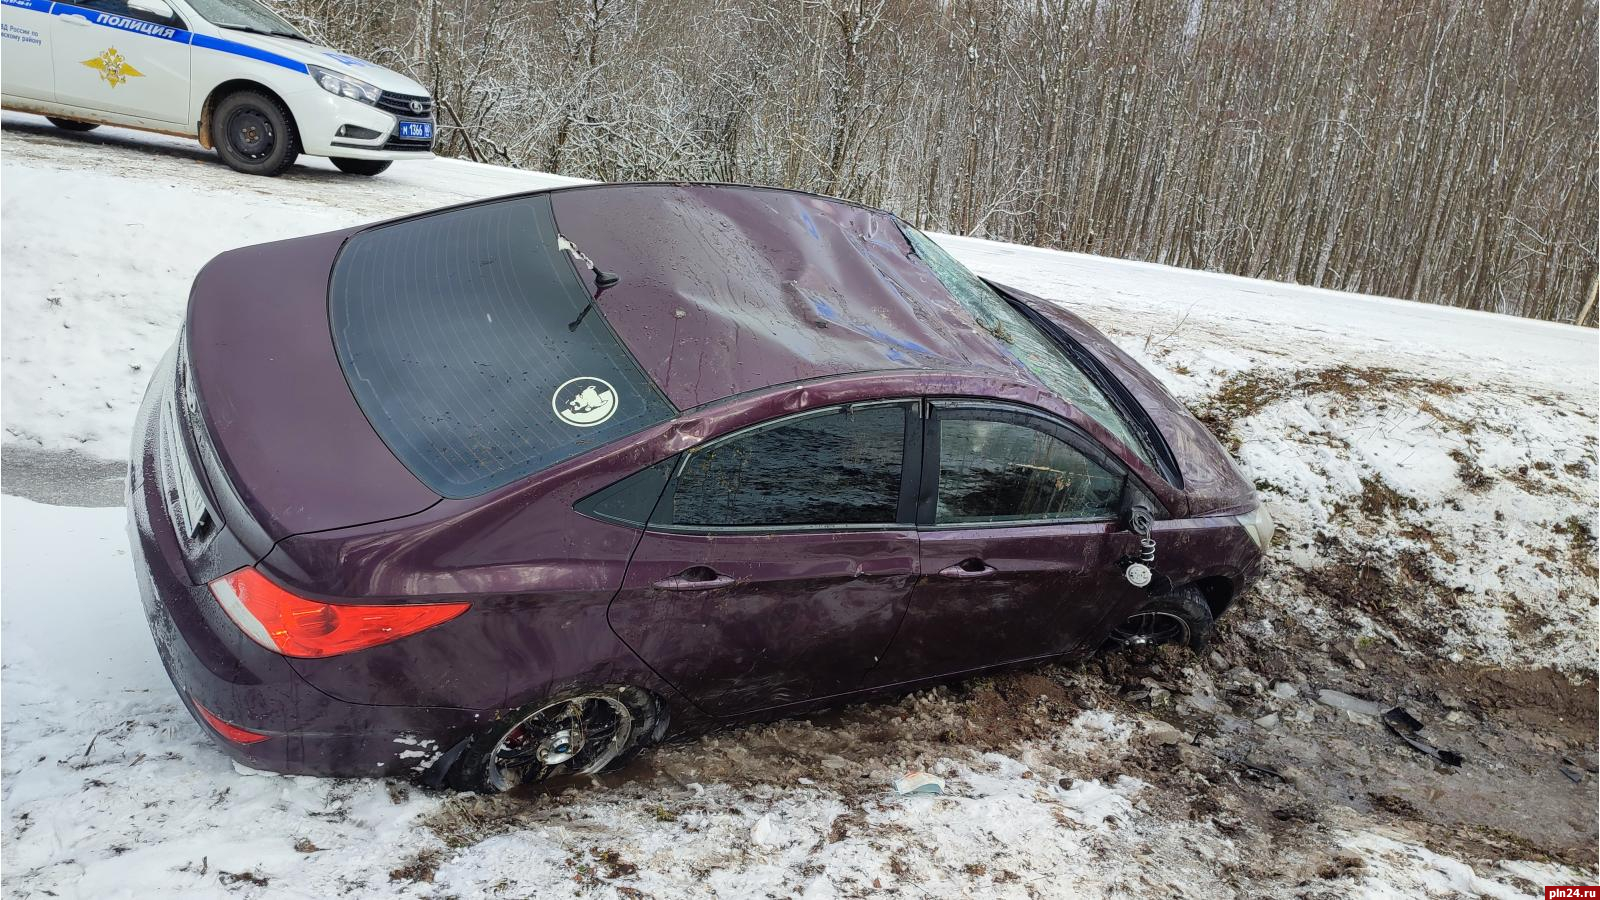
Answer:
279 0 1599 324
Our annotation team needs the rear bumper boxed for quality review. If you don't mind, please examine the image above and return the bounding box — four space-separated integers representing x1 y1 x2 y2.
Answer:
126 381 478 778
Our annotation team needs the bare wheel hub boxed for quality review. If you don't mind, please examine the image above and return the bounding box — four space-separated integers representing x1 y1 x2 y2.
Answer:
537 728 583 765
1109 610 1191 648
487 694 634 791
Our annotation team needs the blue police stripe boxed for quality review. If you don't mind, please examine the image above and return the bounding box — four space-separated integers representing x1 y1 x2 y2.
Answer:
190 33 307 73
51 2 187 43
41 2 309 73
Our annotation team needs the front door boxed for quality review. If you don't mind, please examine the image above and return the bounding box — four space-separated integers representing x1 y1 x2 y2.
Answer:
51 0 191 123
608 401 921 717
870 401 1148 684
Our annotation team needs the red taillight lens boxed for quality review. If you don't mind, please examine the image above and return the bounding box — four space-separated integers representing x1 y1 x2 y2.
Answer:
208 567 469 658
192 698 269 745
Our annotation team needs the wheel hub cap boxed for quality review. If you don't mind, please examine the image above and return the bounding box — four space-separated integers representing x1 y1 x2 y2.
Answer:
537 729 582 765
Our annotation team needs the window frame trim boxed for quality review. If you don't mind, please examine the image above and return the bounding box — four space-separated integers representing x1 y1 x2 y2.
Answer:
917 398 1158 530
640 398 924 536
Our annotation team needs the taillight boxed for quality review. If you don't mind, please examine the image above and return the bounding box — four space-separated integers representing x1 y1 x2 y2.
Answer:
192 698 269 744
208 567 469 658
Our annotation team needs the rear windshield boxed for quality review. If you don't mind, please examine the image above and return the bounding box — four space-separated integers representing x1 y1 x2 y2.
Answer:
896 223 1157 468
330 194 675 498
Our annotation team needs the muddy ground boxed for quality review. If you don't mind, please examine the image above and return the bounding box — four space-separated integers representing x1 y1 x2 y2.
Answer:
403 605 1595 895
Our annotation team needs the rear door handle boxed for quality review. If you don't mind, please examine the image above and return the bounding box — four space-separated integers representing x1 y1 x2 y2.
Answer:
938 560 997 579
60 13 90 25
653 567 736 591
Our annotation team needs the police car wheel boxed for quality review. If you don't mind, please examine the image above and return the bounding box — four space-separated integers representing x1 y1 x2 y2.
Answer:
331 158 392 177
46 117 99 132
211 91 299 177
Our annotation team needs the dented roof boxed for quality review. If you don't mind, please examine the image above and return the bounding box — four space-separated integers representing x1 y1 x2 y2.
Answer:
548 184 1032 410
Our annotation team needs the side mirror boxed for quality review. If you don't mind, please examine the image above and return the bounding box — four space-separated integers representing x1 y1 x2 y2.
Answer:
1117 477 1154 537
128 0 177 21
1117 478 1159 589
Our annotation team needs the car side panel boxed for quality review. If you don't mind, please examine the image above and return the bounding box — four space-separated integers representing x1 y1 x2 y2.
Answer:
609 529 918 717
49 2 191 123
1 1 56 102
870 523 1127 684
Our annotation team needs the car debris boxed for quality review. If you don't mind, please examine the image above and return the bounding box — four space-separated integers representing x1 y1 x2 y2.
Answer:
1317 689 1388 717
893 772 946 795
1381 707 1463 767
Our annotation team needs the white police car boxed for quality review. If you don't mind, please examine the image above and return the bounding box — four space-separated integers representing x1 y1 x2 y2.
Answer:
1 0 434 176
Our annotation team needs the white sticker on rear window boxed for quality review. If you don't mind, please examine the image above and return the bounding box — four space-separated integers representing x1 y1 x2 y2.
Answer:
553 377 617 427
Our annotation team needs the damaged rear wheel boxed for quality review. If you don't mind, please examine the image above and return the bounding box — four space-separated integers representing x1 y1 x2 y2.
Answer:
452 686 661 793
1104 587 1213 654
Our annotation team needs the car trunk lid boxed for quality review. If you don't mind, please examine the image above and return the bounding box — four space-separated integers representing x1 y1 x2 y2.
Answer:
184 228 440 546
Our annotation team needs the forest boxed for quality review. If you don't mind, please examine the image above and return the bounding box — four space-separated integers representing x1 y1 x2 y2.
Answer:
282 0 1599 324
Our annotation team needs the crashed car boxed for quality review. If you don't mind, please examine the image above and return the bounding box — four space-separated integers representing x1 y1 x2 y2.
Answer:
127 183 1272 791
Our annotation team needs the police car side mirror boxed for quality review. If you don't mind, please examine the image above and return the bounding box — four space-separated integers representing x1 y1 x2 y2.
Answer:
128 0 177 21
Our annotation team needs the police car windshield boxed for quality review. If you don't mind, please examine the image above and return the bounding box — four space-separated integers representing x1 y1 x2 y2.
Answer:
185 0 306 40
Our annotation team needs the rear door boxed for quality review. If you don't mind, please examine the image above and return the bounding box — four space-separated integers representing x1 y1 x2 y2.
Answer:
2 1 56 102
607 401 921 717
51 0 191 123
869 400 1147 684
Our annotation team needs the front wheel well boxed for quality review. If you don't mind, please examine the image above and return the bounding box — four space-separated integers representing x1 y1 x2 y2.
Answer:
1191 576 1236 619
197 80 296 149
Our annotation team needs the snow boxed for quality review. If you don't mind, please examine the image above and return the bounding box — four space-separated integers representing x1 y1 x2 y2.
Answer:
2 115 1596 896
3 498 1579 898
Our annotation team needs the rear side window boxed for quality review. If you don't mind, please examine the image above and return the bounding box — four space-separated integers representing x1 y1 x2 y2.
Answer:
936 416 1122 524
666 405 909 528
331 194 674 498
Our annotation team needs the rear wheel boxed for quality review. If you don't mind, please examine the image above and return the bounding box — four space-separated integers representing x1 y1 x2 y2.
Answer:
331 158 392 176
210 90 298 177
46 117 99 132
1104 587 1214 653
451 686 660 793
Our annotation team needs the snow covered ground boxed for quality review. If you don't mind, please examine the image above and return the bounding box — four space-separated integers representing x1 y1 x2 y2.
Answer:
2 114 1596 897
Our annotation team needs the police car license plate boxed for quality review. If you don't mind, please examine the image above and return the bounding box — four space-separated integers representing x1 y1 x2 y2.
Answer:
399 121 432 140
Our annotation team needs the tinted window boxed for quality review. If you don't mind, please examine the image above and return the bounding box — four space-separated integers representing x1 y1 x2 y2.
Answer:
937 417 1122 524
574 457 676 526
330 195 675 498
669 405 907 527
898 223 1156 468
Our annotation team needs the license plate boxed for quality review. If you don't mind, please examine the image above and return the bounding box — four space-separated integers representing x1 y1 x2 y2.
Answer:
399 121 432 140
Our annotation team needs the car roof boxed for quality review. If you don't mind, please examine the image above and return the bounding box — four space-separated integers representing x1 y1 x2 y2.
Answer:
546 183 1036 410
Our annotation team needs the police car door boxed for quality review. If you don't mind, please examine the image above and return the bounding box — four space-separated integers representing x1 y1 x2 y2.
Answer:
1 1 56 103
51 0 191 124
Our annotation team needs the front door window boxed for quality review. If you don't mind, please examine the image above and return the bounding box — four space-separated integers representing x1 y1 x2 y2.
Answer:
936 417 1123 525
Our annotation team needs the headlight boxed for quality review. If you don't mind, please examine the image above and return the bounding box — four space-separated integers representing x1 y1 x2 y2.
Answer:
1237 504 1275 550
308 65 381 105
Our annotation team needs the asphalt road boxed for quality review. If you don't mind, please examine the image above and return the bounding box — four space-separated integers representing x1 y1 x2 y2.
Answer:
2 445 126 508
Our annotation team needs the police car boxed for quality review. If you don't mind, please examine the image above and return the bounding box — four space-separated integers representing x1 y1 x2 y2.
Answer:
1 0 434 176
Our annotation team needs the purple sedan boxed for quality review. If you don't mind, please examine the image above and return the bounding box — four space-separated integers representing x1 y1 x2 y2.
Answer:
128 183 1271 791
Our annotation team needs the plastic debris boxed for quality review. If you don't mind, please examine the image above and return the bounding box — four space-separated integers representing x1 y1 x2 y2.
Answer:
1381 707 1463 767
893 771 945 795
